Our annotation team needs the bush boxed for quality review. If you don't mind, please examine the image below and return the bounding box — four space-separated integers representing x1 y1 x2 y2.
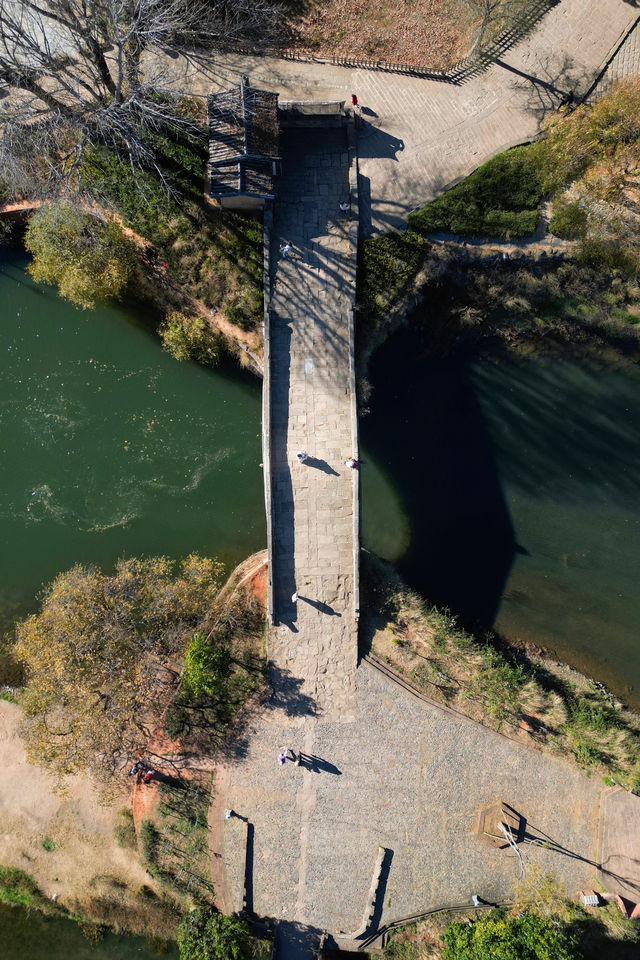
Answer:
177 909 251 960
25 201 136 309
0 866 47 908
360 231 427 325
114 809 137 850
80 136 263 332
160 312 223 365
442 910 580 960
549 198 588 239
139 819 159 864
181 633 232 699
408 147 544 238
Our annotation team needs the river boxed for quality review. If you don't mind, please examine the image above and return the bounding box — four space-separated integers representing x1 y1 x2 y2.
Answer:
361 323 640 708
0 246 268 630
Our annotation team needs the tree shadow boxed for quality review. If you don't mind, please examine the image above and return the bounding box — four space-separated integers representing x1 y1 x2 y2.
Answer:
266 662 318 718
362 325 517 629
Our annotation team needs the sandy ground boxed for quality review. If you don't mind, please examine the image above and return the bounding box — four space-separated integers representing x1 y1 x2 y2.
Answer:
0 700 154 906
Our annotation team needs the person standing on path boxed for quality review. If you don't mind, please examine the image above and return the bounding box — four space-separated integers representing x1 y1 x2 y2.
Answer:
344 458 359 468
291 591 298 603
297 451 308 463
280 241 292 258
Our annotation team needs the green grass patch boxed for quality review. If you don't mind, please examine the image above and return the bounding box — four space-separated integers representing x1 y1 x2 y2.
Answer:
408 146 543 238
359 231 427 328
41 836 56 852
0 866 49 909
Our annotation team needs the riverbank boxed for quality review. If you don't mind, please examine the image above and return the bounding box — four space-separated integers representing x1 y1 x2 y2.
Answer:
361 552 640 793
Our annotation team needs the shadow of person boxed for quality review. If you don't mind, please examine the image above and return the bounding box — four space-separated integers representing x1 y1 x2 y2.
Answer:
298 752 342 775
298 596 342 617
361 105 379 117
305 456 340 476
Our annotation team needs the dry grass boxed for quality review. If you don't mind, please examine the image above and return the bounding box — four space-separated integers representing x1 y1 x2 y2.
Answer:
288 0 537 69
362 553 640 790
289 0 479 69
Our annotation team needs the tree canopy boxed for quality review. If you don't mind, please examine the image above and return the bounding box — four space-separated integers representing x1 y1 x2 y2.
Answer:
13 554 225 782
24 200 136 308
0 0 283 197
177 909 251 960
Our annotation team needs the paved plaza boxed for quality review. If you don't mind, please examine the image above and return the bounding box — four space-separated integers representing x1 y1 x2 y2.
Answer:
214 662 601 944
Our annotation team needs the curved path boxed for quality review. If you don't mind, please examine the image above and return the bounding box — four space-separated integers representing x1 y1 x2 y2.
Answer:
153 0 639 234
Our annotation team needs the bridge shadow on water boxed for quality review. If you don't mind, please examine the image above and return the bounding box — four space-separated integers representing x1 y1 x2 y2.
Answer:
362 325 517 630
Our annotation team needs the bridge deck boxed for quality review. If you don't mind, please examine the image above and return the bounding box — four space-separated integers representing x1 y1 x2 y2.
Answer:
266 124 358 720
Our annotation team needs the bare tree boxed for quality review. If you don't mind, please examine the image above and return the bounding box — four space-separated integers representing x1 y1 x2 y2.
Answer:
0 0 283 197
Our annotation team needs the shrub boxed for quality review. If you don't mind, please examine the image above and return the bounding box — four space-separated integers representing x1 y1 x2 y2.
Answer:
549 198 588 239
408 146 544 238
360 231 427 325
181 633 232 699
442 910 580 960
139 819 159 864
25 201 136 309
177 908 251 960
0 866 46 908
114 809 137 850
160 312 223 365
41 836 56 852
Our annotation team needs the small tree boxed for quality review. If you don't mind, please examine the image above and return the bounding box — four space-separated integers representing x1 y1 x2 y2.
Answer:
177 909 250 960
442 910 579 960
160 312 223 365
25 201 136 308
181 633 232 698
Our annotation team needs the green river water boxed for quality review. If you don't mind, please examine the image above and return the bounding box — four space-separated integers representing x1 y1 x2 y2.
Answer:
0 903 176 960
361 325 640 708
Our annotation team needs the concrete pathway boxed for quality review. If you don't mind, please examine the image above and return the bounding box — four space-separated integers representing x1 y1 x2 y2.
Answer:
267 125 358 721
152 0 639 233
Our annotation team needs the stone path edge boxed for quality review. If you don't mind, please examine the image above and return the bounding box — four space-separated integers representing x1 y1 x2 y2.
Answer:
347 121 360 620
365 654 555 760
262 205 275 625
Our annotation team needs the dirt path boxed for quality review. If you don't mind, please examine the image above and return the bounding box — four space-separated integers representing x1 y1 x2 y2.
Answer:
0 701 152 906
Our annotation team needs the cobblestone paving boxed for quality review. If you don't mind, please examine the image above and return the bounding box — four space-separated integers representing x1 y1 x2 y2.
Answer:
219 662 601 936
151 0 639 233
267 126 358 721
596 18 640 95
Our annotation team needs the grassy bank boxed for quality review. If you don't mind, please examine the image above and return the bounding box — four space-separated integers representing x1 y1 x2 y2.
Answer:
383 891 640 959
408 77 640 268
78 110 263 340
358 81 640 374
362 552 640 792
